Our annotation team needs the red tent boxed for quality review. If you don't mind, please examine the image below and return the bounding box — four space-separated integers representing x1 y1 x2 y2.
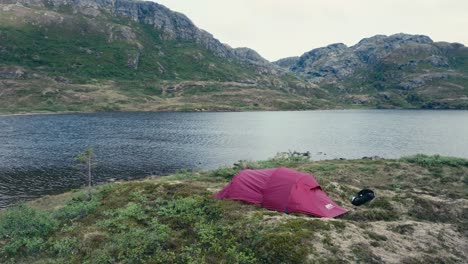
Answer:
214 167 347 218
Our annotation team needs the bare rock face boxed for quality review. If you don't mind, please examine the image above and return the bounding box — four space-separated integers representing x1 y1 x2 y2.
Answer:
273 56 299 69
352 33 433 64
426 55 449 68
284 33 466 85
1 0 283 69
233 48 270 66
231 47 285 75
0 66 26 78
398 72 458 90
127 51 141 70
291 43 364 82
1 0 235 58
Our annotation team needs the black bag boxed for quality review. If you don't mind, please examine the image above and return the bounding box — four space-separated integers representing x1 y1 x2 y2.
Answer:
351 189 375 206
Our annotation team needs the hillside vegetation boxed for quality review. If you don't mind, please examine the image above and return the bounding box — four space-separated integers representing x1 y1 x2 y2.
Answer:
1 1 467 113
0 0 328 114
1 154 467 263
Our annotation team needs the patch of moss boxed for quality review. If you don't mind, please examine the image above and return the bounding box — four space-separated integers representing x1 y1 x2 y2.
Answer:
388 224 415 235
253 232 310 264
351 243 383 264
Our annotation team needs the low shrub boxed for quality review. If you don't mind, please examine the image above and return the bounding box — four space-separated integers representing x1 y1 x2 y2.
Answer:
157 196 221 228
159 183 208 198
82 220 171 264
168 169 199 181
52 192 101 222
193 222 257 263
209 167 239 180
313 164 338 172
233 160 260 170
402 154 468 167
276 219 331 238
343 208 399 222
98 202 148 231
83 249 114 264
51 237 80 257
0 204 57 257
108 222 170 263
253 232 309 264
258 151 311 168
249 218 324 264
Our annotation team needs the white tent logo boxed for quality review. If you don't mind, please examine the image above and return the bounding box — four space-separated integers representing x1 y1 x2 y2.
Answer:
325 204 334 210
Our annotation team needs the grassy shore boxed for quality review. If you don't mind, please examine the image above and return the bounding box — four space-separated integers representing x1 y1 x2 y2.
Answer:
0 154 467 263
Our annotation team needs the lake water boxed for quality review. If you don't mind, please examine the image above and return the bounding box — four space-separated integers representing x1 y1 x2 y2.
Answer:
1 110 468 207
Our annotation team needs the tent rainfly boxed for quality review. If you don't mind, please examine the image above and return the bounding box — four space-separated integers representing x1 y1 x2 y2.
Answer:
214 167 347 218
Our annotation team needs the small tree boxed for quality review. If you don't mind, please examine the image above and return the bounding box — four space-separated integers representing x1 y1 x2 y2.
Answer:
75 148 96 199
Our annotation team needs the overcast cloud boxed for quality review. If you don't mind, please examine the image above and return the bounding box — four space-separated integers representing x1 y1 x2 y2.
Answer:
153 0 468 61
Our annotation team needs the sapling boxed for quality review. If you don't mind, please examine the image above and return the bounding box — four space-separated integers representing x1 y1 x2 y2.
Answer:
75 148 96 199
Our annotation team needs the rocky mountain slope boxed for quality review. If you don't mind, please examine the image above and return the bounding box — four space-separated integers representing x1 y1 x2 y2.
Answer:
0 0 467 112
275 34 468 109
0 0 326 113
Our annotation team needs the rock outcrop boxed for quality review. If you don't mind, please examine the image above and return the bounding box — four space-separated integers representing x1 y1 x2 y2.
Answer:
281 33 467 88
233 47 284 74
273 56 299 69
275 33 468 108
1 0 466 110
352 34 434 64
291 43 364 83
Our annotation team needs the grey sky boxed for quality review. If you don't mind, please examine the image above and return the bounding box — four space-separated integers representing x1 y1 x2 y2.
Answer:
153 0 468 61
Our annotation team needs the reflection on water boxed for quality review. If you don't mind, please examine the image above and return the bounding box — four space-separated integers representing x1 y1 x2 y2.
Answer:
1 110 468 207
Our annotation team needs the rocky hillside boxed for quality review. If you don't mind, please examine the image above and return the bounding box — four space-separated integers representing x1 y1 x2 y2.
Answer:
0 0 327 113
1 0 467 112
275 34 468 109
1 154 467 263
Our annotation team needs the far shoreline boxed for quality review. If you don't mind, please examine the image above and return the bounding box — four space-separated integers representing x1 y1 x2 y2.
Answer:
1 107 466 117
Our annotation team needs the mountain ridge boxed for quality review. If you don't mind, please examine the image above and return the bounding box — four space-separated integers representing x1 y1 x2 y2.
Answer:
275 33 468 109
0 0 324 113
0 0 467 112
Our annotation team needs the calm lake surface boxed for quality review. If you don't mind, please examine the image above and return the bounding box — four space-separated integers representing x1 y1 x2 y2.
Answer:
1 110 468 207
